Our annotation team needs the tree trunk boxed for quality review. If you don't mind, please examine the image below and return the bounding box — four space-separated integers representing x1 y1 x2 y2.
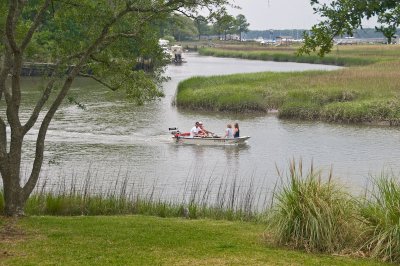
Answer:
2 135 27 216
3 174 25 217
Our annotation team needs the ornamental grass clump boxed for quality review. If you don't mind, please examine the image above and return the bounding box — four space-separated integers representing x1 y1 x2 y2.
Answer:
360 175 400 263
267 160 357 253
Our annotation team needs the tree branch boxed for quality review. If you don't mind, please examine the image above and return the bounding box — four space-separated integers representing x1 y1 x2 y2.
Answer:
20 0 52 52
22 66 60 135
0 45 12 101
78 73 118 91
5 0 20 53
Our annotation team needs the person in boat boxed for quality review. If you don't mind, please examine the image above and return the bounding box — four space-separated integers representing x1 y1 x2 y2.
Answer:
225 124 233 138
233 123 239 138
190 122 200 138
198 121 213 137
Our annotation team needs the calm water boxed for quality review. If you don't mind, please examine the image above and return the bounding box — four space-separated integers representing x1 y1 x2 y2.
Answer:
17 53 400 198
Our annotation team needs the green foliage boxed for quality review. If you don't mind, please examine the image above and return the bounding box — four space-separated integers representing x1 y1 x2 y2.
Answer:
268 160 357 253
300 0 400 56
360 175 400 263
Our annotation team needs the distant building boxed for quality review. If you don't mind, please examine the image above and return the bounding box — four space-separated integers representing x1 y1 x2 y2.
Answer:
275 36 294 46
334 37 386 45
225 34 240 41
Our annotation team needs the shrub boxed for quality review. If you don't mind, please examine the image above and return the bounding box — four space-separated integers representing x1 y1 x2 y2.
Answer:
267 160 357 253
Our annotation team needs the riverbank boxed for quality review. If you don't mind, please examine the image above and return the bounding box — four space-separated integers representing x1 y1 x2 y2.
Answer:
177 45 400 125
0 215 386 265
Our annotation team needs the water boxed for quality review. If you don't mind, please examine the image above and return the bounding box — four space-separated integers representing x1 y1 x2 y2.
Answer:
16 53 400 198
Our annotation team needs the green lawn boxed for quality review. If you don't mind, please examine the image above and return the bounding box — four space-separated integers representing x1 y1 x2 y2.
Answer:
0 215 386 265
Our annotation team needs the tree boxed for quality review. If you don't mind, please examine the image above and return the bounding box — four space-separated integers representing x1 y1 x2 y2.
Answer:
194 16 211 40
0 0 228 216
299 0 400 56
234 14 249 41
166 14 198 41
214 13 235 40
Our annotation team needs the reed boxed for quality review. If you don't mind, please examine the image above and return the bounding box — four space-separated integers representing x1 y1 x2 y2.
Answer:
1 168 267 222
359 174 400 263
176 59 400 124
267 160 357 253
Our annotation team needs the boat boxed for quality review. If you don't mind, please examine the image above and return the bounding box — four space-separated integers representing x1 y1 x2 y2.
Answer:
170 45 184 64
169 128 250 145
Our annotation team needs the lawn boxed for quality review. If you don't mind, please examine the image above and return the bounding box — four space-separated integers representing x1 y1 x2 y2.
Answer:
0 215 386 265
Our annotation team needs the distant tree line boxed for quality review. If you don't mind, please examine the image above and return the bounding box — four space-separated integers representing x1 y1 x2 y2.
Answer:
244 28 400 40
156 13 250 42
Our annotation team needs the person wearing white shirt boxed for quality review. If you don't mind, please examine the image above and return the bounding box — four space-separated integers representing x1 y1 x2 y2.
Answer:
190 122 200 138
225 124 233 138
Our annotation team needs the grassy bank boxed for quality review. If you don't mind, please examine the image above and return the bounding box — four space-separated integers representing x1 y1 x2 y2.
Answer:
199 45 400 66
0 215 386 265
199 47 378 66
1 162 400 263
177 46 400 124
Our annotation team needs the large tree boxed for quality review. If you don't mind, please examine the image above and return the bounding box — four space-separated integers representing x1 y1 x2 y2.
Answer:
166 14 198 41
299 0 400 56
213 13 235 40
234 14 249 41
0 0 228 216
194 15 211 40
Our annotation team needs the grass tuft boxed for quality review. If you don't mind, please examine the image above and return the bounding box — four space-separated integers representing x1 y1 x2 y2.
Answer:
360 174 400 263
267 160 357 253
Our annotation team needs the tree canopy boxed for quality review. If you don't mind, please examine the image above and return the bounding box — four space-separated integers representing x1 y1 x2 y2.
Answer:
299 0 400 56
0 0 228 216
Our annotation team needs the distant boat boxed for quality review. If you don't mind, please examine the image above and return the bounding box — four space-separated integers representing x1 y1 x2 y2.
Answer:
170 45 184 64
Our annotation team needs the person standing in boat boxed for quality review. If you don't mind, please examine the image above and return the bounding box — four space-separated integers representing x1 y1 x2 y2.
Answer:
233 123 240 138
190 122 200 138
225 124 233 138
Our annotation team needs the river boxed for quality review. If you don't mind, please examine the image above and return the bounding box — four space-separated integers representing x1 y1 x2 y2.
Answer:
18 53 400 201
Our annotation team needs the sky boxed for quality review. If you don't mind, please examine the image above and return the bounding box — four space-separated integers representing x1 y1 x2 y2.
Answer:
228 0 377 30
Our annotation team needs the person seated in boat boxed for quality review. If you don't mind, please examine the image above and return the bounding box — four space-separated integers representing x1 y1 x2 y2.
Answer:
233 123 240 138
225 124 233 138
198 121 213 137
190 122 200 138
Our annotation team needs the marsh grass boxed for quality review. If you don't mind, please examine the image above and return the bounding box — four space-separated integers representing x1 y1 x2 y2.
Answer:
267 160 357 253
360 174 400 263
1 169 268 221
199 47 380 66
177 59 400 124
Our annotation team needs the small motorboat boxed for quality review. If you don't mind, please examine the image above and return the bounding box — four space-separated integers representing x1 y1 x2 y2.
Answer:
169 128 250 146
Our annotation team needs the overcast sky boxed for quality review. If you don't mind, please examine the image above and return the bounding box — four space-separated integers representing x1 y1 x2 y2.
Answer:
228 0 377 30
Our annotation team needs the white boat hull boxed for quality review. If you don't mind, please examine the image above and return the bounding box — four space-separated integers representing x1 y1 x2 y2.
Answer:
173 136 250 145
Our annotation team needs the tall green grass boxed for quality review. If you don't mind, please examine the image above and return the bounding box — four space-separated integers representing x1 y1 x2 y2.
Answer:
267 160 357 253
1 172 268 222
360 174 400 263
176 60 400 124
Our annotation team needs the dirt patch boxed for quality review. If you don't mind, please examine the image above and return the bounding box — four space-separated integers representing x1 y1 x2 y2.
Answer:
0 217 26 242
